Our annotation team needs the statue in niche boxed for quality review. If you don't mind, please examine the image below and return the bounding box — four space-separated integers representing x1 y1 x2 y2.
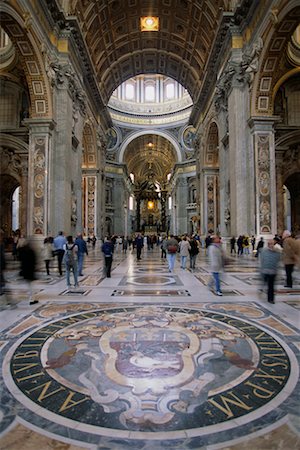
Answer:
71 190 77 225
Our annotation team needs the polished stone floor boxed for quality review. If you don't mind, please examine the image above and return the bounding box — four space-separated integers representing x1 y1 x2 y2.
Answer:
0 244 299 450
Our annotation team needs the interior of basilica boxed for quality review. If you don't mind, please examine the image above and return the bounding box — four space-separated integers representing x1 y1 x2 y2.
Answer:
0 1 300 449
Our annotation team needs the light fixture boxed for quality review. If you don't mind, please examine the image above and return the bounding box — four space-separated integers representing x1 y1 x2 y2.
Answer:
147 200 154 209
140 16 159 32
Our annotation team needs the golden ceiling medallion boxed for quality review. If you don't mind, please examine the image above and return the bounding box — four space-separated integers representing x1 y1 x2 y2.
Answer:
147 200 154 209
140 16 159 32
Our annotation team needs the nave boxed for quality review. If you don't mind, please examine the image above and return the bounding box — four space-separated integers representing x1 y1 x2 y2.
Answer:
0 245 300 450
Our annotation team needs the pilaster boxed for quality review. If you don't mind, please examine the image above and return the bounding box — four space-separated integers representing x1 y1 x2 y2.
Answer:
249 116 280 237
23 118 55 237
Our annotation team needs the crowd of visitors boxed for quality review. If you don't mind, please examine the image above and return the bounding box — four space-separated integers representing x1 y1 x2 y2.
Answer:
0 227 299 306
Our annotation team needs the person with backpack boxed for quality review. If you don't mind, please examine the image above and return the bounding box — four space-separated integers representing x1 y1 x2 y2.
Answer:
63 235 78 289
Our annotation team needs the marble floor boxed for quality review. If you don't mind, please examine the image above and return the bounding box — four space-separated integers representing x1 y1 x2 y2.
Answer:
0 245 299 450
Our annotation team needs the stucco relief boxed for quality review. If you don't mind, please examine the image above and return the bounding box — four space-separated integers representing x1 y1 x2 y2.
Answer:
0 148 22 176
32 138 46 234
87 177 95 235
206 176 215 233
257 134 271 233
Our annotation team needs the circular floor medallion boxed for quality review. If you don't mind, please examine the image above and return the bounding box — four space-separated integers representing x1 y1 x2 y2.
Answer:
3 305 298 446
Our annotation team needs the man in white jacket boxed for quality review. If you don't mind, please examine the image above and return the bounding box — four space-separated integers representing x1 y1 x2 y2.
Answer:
208 235 224 296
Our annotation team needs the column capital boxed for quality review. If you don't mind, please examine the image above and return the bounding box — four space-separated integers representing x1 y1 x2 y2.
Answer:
248 116 281 131
22 118 56 133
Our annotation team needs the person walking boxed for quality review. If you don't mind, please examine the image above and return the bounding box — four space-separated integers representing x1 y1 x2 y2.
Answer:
179 236 191 270
166 235 179 272
63 236 79 289
260 239 281 304
237 235 244 256
135 233 144 261
282 230 299 288
75 233 88 276
42 236 54 276
18 239 38 305
161 236 167 259
102 236 114 278
208 235 224 296
53 231 67 276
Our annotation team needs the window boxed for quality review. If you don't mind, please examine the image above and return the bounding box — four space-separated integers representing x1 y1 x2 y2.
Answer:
125 83 135 100
166 82 175 99
129 196 134 210
145 84 155 101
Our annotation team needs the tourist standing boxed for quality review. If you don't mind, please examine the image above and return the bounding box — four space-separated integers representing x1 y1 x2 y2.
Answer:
179 236 191 270
63 236 78 289
102 237 114 278
53 231 67 276
42 237 54 276
166 235 179 272
189 236 199 270
230 236 236 254
282 230 299 288
135 233 144 260
260 239 281 304
208 235 224 296
75 233 88 276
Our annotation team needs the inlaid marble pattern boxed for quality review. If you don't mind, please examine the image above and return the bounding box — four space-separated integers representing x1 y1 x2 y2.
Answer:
118 274 184 286
1 302 299 449
111 289 191 296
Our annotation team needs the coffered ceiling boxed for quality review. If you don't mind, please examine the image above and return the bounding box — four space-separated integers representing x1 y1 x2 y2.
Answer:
69 0 234 105
123 134 177 184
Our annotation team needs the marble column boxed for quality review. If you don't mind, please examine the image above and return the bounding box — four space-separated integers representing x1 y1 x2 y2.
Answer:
249 117 278 236
176 177 188 235
227 80 252 236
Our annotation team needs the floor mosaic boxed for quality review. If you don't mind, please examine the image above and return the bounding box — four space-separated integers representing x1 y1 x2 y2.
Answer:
0 302 299 449
0 247 299 450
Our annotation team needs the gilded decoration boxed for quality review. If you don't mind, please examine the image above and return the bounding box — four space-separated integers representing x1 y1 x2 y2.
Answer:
206 175 216 233
257 135 271 233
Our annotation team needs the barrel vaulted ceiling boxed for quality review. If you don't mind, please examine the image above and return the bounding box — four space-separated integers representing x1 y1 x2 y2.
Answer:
69 0 236 106
123 134 177 184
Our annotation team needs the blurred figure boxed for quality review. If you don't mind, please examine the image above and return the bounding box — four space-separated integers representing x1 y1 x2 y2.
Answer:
18 239 38 305
251 235 256 252
53 231 67 276
75 233 88 276
282 230 299 288
230 236 236 254
102 236 114 278
91 234 97 248
63 235 78 289
208 235 224 296
260 239 281 304
42 236 54 276
0 230 6 297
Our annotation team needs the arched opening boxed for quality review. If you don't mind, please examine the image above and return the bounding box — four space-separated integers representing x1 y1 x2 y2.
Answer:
0 174 20 237
284 174 300 233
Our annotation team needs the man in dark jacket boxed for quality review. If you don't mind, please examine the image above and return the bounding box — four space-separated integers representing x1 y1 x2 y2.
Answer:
19 240 38 305
101 237 114 278
75 233 88 276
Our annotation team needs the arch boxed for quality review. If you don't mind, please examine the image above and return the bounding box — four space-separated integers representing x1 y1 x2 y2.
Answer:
0 4 52 118
251 4 300 116
119 130 182 164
